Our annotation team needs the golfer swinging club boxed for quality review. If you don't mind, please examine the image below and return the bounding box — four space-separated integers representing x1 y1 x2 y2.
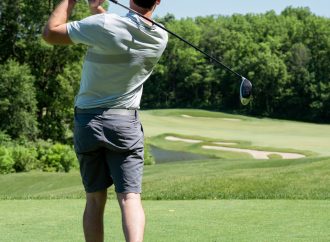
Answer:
43 0 168 241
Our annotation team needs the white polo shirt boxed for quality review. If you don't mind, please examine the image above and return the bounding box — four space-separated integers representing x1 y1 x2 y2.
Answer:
67 12 168 109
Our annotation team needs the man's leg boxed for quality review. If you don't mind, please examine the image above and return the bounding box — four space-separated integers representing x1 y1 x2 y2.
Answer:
83 190 108 242
117 193 145 242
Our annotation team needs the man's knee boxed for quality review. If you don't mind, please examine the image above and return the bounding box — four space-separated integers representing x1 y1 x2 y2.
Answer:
86 190 108 208
117 193 141 206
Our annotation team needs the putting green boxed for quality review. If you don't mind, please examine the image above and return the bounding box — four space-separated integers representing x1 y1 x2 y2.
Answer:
140 109 330 157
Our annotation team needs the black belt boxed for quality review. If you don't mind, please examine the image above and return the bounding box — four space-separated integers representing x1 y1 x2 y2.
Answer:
75 107 137 116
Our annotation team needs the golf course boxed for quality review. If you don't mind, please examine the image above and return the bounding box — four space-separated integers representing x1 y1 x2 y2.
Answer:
1 0 330 240
1 109 329 241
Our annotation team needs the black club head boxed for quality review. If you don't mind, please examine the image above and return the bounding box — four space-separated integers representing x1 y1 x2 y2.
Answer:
240 77 252 106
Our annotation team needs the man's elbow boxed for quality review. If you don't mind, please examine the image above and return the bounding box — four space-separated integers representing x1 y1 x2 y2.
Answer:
42 26 72 45
42 27 55 44
42 27 61 45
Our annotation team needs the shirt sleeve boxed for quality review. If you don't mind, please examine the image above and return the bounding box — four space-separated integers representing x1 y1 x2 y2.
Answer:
67 14 106 46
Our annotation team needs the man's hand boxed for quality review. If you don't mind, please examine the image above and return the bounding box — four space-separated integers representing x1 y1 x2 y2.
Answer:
88 0 106 8
88 0 106 14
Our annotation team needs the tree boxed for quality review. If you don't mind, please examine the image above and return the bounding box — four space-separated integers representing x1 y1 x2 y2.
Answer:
0 0 89 141
0 60 38 139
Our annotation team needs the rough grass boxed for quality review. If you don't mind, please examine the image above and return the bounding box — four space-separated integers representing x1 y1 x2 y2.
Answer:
1 155 329 200
142 157 330 200
0 171 84 199
0 199 329 242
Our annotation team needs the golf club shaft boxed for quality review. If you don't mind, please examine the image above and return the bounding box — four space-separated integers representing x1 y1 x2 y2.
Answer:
108 0 243 79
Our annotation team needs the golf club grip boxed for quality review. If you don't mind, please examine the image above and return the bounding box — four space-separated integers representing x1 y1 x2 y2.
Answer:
108 0 243 79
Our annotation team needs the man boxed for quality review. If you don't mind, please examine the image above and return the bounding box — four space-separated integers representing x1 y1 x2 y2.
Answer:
43 0 168 241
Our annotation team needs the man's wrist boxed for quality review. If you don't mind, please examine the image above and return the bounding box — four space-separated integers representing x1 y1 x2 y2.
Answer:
89 6 106 14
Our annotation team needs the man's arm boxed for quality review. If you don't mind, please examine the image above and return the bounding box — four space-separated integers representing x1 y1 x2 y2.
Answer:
42 0 76 45
42 0 106 45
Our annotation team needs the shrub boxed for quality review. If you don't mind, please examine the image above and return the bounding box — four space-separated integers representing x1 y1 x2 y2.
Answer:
37 141 78 172
144 142 155 166
0 131 12 146
11 145 39 172
0 146 14 174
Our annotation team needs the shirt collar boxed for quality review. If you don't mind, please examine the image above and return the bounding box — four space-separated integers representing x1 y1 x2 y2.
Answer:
126 11 156 30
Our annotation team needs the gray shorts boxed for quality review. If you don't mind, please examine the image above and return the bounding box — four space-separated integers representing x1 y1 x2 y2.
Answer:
73 108 144 194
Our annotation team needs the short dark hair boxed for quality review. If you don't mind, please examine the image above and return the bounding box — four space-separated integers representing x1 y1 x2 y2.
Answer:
133 0 157 9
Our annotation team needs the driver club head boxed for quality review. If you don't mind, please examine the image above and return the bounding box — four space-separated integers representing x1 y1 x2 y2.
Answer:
240 77 252 106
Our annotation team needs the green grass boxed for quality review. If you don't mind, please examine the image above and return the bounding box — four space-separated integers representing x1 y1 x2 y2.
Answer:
1 109 330 200
143 157 330 200
1 109 330 241
0 171 84 199
149 134 252 160
149 133 315 159
140 109 330 157
1 199 329 242
1 155 329 200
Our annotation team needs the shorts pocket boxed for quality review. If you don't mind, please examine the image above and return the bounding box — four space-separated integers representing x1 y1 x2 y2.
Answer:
74 115 103 154
74 113 96 127
102 117 143 151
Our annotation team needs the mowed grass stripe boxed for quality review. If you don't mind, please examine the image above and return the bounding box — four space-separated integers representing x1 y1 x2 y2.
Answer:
142 157 330 200
1 156 329 200
0 200 329 242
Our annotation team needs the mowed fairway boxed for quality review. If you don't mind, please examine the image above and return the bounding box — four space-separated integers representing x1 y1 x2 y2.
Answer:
0 200 330 242
141 109 330 156
1 109 330 241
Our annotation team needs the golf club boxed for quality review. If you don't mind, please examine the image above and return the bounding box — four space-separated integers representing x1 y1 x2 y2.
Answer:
89 0 253 105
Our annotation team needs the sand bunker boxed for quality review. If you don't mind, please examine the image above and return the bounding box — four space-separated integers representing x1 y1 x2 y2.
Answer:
165 136 305 160
222 118 241 122
165 136 202 143
202 146 305 160
166 136 237 146
213 142 237 146
181 115 241 122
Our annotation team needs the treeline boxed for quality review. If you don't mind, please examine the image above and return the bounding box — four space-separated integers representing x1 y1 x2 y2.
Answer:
145 8 330 122
0 1 329 145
